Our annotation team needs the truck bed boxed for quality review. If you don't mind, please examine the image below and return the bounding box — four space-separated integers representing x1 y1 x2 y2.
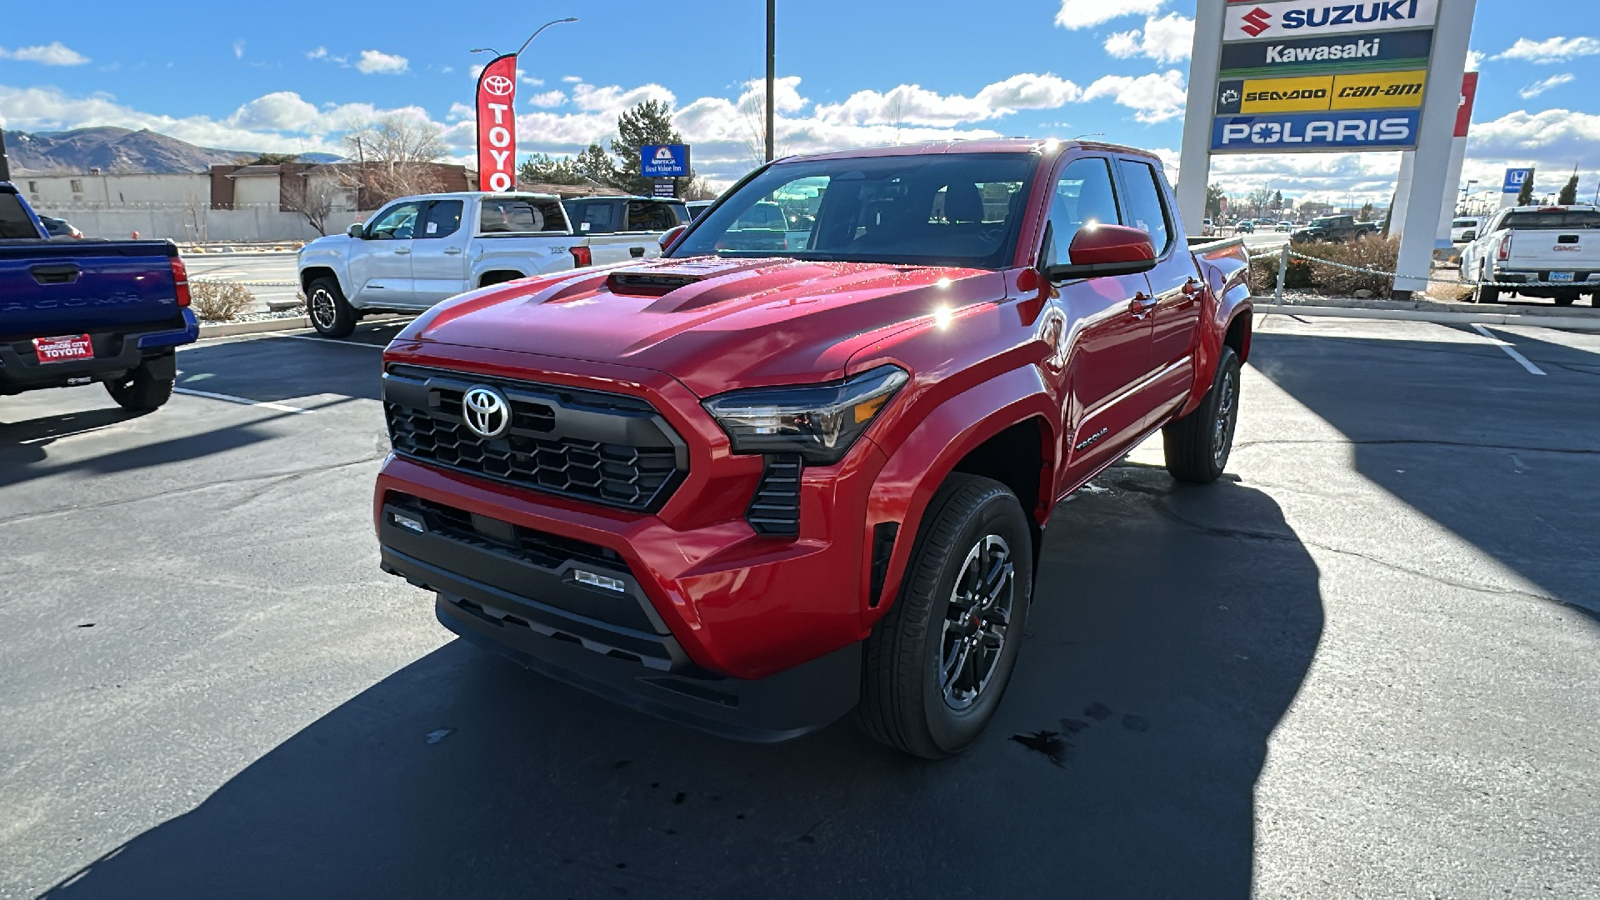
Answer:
0 239 187 338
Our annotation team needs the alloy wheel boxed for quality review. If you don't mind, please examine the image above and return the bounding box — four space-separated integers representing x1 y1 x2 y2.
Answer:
940 534 1015 710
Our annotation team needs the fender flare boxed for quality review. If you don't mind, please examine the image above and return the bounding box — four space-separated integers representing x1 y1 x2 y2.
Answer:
860 365 1058 627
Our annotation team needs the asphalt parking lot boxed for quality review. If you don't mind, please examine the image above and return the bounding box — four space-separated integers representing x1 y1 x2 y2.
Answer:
2 316 1597 899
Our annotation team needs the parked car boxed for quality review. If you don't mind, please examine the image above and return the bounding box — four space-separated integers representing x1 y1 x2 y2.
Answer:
1292 215 1378 244
371 138 1253 758
1202 218 1216 236
38 215 84 239
561 196 689 238
1236 219 1255 234
1275 221 1293 232
1450 216 1483 243
297 192 667 339
685 200 714 220
1459 204 1600 306
0 182 197 409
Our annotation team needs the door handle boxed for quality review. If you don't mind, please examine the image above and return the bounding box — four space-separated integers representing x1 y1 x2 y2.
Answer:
1181 277 1200 297
1129 294 1157 319
443 247 463 255
394 248 411 255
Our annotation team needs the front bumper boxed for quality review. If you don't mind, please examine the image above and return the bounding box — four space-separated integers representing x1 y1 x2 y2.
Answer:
0 311 197 394
377 489 863 741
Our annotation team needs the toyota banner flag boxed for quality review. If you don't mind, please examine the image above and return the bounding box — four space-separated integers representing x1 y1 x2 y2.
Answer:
476 54 518 193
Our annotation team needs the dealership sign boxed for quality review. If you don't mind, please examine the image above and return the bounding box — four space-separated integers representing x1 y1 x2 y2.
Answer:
1220 29 1433 76
1211 110 1420 152
1224 0 1439 41
1217 69 1426 114
475 54 519 194
1502 168 1532 194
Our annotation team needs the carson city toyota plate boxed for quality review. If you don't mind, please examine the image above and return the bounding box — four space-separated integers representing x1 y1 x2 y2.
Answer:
34 334 95 363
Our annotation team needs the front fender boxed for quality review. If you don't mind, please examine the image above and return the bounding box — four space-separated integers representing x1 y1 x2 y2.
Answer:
861 365 1057 628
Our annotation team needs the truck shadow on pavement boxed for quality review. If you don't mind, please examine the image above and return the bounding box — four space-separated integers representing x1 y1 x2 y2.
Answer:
38 466 1323 900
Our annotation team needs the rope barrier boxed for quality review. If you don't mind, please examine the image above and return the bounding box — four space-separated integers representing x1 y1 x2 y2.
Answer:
1251 245 1595 290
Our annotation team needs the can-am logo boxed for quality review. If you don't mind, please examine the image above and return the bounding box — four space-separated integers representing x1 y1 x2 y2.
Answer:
1284 0 1422 30
1241 7 1272 36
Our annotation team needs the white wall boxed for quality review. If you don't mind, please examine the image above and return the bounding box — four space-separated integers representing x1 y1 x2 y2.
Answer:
232 175 280 209
26 205 364 242
20 173 211 209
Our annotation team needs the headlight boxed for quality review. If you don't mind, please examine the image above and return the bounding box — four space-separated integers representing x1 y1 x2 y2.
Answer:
702 366 909 464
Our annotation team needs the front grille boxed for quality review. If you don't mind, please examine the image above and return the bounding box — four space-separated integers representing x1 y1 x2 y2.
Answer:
746 454 802 536
404 494 624 571
383 365 687 512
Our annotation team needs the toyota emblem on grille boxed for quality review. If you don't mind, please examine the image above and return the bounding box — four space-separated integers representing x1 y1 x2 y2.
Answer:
462 385 511 439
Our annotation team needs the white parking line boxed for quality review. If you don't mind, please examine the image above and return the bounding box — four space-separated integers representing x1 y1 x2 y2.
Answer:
173 387 311 413
279 334 386 349
1470 324 1546 376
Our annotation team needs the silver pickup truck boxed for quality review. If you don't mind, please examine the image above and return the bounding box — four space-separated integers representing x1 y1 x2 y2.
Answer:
1460 204 1600 306
297 192 669 338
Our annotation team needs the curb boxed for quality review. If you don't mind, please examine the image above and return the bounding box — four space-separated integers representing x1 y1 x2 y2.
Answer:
197 317 310 339
1255 304 1600 332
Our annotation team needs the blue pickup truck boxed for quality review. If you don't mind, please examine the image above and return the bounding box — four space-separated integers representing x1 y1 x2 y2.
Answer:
1 182 197 410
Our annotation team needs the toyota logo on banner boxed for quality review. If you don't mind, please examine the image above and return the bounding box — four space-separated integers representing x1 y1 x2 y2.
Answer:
462 385 512 439
476 54 520 193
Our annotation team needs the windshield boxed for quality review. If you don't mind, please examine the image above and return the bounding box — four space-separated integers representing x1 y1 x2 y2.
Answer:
669 152 1036 268
1502 210 1600 230
1453 218 1477 227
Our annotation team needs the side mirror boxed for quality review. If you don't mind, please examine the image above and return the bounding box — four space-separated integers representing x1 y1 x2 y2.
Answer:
659 224 688 252
1044 224 1158 281
347 223 364 238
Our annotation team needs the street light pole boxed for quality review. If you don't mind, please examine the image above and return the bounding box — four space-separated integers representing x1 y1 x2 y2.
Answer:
765 0 775 163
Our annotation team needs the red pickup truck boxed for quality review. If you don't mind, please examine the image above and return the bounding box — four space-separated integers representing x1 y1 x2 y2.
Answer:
374 139 1252 758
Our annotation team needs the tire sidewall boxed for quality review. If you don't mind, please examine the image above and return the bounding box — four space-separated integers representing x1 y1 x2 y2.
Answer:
916 491 1033 754
308 278 352 336
1209 348 1242 475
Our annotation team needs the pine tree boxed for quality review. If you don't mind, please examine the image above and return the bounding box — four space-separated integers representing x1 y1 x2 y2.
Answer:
573 145 617 186
1205 183 1225 219
1558 172 1579 205
611 100 686 196
1516 168 1536 206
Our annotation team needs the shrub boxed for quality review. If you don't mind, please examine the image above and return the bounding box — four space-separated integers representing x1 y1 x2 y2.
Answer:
190 281 255 321
1251 236 1399 298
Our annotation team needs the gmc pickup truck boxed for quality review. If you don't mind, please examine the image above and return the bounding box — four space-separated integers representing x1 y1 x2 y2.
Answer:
1 182 197 410
1459 204 1600 306
373 139 1252 757
297 192 669 338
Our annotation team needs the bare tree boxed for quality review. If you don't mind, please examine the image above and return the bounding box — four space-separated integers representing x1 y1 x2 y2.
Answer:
282 172 344 236
341 113 448 208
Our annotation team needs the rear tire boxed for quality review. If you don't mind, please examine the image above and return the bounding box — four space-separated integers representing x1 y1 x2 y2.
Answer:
105 359 174 411
856 474 1033 760
1164 346 1241 485
1473 265 1500 304
307 276 356 338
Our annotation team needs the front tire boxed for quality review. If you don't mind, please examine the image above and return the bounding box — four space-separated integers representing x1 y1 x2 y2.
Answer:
307 276 356 338
857 474 1034 759
105 358 174 411
1164 346 1241 484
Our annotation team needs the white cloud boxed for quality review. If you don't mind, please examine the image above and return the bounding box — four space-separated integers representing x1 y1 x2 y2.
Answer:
1081 70 1187 123
1494 36 1600 64
1104 13 1194 64
440 65 453 74
1519 73 1574 99
526 90 566 108
356 49 409 75
0 42 90 66
233 40 245 60
569 82 675 114
1467 107 1600 163
1054 0 1164 29
307 47 328 60
1466 49 1485 70
560 75 582 83
814 74 1080 127
519 70 545 86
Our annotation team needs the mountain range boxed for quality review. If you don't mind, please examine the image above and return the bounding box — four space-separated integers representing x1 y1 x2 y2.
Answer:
1 127 341 175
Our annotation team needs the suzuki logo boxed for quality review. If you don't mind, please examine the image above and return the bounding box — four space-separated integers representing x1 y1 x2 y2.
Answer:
483 74 515 96
462 385 512 439
1241 7 1273 36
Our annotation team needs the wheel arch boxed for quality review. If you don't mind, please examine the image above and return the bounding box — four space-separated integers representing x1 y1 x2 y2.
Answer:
477 269 528 288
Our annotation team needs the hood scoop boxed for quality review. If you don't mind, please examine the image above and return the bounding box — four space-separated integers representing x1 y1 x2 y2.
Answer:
604 257 782 297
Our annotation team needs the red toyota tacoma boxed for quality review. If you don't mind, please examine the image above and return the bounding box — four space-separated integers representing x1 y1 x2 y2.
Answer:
374 139 1252 758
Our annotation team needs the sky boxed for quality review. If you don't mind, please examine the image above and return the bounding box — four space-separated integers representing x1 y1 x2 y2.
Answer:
0 0 1595 207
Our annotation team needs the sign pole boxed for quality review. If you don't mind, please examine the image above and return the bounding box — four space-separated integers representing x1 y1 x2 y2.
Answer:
1391 0 1477 299
0 128 10 182
1176 0 1227 231
765 0 776 163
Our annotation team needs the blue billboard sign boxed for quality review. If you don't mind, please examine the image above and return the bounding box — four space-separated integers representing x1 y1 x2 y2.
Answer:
642 144 690 178
1210 110 1420 153
1502 168 1533 194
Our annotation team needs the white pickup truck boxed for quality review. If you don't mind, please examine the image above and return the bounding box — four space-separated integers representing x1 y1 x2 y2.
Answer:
297 191 667 337
1460 205 1600 307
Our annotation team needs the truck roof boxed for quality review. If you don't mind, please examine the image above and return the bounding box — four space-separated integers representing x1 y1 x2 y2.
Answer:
777 137 1161 165
565 195 687 204
390 191 562 204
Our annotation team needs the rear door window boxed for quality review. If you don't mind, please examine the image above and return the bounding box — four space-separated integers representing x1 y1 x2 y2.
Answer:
625 200 682 232
0 193 42 238
421 200 463 239
479 197 566 234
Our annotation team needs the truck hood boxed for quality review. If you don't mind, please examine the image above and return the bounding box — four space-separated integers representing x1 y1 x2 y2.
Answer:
395 256 1004 396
